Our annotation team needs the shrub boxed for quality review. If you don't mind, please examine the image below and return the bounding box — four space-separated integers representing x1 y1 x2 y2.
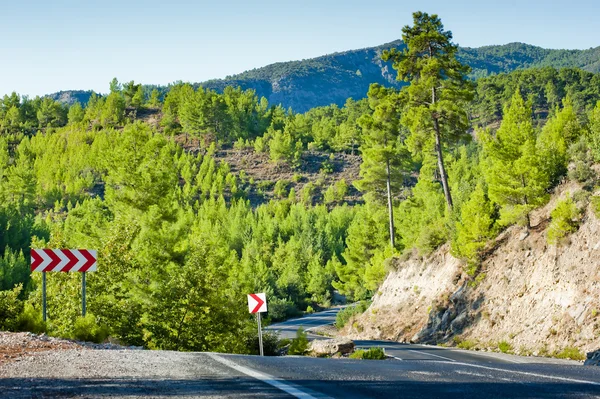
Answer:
72 314 109 343
591 196 600 218
243 325 280 356
292 173 303 183
0 285 24 331
554 346 585 361
547 196 581 244
305 306 315 314
320 159 334 174
288 327 309 355
323 185 336 204
254 136 268 153
334 179 349 200
267 297 301 321
498 341 513 354
568 161 594 182
17 302 46 334
335 301 371 329
301 182 316 206
349 347 386 360
273 180 290 198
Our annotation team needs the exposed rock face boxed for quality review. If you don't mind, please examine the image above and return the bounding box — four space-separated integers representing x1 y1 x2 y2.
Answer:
345 183 600 357
309 338 355 357
584 350 600 366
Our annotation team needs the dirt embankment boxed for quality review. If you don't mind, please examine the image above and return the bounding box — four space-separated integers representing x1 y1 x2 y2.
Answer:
345 183 600 357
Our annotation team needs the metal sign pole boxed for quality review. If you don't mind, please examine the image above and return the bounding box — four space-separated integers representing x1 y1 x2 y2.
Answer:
82 271 86 317
42 272 47 322
257 312 264 356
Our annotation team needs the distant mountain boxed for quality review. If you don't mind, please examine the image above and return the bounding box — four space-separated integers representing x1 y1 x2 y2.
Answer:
46 42 600 113
200 41 600 112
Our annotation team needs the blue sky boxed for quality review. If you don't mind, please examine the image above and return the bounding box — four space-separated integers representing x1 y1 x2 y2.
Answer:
0 0 598 97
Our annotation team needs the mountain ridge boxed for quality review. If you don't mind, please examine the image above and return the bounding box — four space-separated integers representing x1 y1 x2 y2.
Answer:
46 41 600 112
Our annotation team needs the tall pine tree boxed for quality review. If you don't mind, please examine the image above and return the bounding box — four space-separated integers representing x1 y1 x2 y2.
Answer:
382 12 474 209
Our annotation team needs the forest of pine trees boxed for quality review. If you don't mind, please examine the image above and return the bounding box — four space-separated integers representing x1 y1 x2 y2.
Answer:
1 12 600 353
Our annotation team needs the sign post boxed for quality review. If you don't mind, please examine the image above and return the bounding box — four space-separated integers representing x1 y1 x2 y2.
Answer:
31 249 97 320
42 272 47 322
82 272 87 316
247 293 267 356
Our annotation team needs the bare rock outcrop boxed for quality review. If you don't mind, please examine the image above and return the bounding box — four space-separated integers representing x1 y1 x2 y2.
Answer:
309 338 355 357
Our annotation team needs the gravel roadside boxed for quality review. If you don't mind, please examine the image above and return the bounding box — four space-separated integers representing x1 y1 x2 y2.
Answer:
0 332 289 398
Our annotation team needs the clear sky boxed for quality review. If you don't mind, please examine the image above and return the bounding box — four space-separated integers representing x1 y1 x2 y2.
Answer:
1 0 598 97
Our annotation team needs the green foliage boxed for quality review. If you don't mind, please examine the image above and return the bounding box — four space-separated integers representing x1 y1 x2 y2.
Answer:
547 196 581 244
453 184 497 264
383 11 474 209
498 341 513 354
0 284 24 330
591 196 600 218
537 100 582 184
553 346 585 360
288 327 309 355
349 347 386 360
482 91 550 227
273 180 290 198
335 301 370 329
17 302 46 334
72 313 109 343
242 323 280 356
588 102 600 161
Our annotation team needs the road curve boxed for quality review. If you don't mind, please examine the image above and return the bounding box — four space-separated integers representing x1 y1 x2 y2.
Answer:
266 306 581 365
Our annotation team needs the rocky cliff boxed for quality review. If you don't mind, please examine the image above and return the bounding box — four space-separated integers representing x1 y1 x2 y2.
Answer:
345 182 600 358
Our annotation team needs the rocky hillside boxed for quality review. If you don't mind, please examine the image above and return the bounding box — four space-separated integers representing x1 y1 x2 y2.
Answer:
344 182 600 359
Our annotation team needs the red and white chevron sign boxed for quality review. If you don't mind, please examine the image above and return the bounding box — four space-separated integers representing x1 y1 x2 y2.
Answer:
247 293 267 313
30 249 97 272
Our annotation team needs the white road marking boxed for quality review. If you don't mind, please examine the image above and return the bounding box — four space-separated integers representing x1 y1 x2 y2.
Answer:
450 361 600 386
208 353 333 399
409 349 456 362
457 350 522 364
455 370 516 383
391 356 403 361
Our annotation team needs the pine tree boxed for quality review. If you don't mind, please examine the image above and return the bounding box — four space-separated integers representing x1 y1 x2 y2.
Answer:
587 102 600 161
537 99 582 184
453 183 497 264
355 84 411 249
382 12 474 209
482 90 550 228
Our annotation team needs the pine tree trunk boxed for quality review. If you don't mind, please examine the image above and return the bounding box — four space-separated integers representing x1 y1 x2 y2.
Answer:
386 158 395 249
431 82 453 210
433 119 453 209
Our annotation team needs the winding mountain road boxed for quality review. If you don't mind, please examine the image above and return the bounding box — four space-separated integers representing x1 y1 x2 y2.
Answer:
1 307 598 398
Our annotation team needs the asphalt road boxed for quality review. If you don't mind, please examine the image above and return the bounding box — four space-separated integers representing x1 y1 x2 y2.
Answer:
3 349 598 398
266 306 578 365
1 307 598 398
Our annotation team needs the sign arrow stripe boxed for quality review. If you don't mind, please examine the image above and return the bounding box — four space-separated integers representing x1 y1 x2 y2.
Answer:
37 250 52 272
30 250 43 271
54 250 69 272
61 249 79 272
250 293 265 313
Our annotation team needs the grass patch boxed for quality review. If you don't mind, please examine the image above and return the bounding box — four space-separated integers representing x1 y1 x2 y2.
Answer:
553 346 585 361
454 337 478 350
498 341 513 354
349 347 386 360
